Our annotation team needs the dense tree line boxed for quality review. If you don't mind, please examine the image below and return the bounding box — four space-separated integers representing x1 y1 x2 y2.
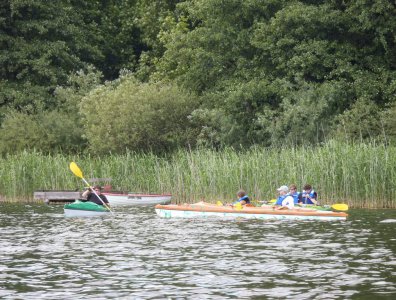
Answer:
0 0 395 155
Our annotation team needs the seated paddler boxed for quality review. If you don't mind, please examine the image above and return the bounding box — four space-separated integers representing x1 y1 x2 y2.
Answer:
274 185 295 209
301 184 318 205
289 184 302 204
82 185 111 208
234 189 251 206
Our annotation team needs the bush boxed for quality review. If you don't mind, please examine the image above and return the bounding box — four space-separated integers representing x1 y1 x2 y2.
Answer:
80 77 200 154
332 98 385 142
0 110 86 155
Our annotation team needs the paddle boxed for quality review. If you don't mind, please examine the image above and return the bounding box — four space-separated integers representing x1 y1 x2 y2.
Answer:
69 162 113 214
216 200 243 210
233 202 243 210
331 203 349 211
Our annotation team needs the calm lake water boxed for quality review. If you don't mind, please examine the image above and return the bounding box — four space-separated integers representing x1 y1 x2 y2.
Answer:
0 204 395 300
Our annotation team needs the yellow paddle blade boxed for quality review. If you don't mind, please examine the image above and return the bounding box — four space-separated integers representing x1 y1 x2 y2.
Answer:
69 162 83 178
269 199 276 204
234 202 242 210
216 201 223 206
332 203 349 211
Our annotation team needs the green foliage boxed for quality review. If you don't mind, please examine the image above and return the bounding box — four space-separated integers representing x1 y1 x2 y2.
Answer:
0 110 85 155
189 78 281 148
0 0 104 113
152 0 396 148
54 65 103 114
0 67 104 155
0 0 148 119
382 102 396 144
332 98 385 142
257 80 354 146
188 108 227 148
80 77 200 154
0 111 42 154
154 0 264 93
1 0 396 154
91 0 145 79
1 142 396 208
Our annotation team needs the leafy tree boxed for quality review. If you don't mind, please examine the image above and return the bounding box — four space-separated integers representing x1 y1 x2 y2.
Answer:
54 65 103 114
0 0 150 119
0 67 102 155
332 98 385 142
0 109 86 155
2 0 396 153
154 0 396 147
133 0 181 81
153 0 277 93
382 100 396 144
80 76 200 154
0 0 104 115
92 0 143 80
0 111 42 154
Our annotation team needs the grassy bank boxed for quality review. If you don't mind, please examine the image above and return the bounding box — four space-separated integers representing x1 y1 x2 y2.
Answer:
0 141 395 208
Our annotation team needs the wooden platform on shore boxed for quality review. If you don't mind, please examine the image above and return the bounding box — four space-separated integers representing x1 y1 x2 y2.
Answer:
34 190 82 204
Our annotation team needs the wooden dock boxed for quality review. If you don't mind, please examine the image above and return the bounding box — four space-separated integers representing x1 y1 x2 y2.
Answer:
34 190 82 204
34 179 112 204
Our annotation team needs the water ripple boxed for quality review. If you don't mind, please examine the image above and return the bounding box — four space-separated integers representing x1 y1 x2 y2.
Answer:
0 205 395 299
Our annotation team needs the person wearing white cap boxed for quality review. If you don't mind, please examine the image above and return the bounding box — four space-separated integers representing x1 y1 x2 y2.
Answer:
274 185 295 209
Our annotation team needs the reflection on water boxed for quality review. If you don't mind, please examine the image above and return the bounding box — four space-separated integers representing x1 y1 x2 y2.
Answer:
0 204 395 299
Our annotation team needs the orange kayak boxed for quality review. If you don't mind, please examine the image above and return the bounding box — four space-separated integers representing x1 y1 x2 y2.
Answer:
155 202 348 221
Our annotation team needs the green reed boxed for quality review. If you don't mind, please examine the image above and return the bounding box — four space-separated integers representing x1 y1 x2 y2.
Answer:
0 141 395 208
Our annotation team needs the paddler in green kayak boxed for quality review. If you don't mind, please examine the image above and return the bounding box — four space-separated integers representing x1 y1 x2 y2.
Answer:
82 185 111 209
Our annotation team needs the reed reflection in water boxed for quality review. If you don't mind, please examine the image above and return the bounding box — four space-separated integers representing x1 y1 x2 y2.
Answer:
0 204 395 299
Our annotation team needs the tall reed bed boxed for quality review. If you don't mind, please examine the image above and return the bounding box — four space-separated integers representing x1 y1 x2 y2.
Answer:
0 142 395 208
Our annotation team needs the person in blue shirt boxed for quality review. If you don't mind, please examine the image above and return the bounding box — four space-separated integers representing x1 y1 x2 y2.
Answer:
289 184 303 204
234 189 251 205
301 184 318 205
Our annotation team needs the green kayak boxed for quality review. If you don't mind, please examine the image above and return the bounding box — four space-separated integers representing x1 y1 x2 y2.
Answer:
64 200 110 217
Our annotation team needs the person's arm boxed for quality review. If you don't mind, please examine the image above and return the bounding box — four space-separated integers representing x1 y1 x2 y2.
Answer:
102 195 111 208
305 193 318 205
302 193 310 204
82 188 91 199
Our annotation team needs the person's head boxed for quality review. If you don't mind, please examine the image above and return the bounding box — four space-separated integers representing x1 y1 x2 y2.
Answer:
277 185 289 195
237 189 246 198
303 184 312 191
92 185 102 193
289 184 297 193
